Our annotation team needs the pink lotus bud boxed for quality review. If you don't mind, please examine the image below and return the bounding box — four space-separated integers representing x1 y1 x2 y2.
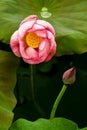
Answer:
10 15 56 64
62 67 76 85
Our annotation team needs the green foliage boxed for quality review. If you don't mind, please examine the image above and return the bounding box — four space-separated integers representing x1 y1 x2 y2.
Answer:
9 117 87 130
0 51 20 130
0 0 87 129
10 117 78 130
0 0 87 56
80 128 87 130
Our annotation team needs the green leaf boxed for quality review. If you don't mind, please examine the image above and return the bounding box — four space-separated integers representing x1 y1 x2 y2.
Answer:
80 128 87 130
0 0 87 56
56 33 87 56
0 51 20 130
10 117 78 130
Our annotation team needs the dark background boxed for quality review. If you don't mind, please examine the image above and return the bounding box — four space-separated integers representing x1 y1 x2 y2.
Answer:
12 52 87 128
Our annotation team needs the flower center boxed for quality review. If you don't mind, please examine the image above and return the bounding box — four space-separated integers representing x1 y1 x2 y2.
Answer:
25 32 42 48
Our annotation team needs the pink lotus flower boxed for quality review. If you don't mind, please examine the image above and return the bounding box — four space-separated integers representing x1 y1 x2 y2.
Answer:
10 15 56 64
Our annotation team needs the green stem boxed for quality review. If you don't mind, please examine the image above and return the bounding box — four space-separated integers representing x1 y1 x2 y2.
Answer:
30 64 35 100
50 84 67 119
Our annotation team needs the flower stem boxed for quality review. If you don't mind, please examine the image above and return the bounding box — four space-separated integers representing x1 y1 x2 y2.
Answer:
50 84 67 119
30 64 35 100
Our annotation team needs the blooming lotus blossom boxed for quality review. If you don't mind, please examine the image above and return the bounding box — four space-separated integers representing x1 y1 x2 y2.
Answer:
10 15 56 64
62 67 76 85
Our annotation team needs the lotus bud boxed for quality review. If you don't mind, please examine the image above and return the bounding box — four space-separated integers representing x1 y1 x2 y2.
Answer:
62 67 76 85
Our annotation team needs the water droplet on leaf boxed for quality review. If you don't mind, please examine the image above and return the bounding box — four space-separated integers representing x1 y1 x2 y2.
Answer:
40 7 52 18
